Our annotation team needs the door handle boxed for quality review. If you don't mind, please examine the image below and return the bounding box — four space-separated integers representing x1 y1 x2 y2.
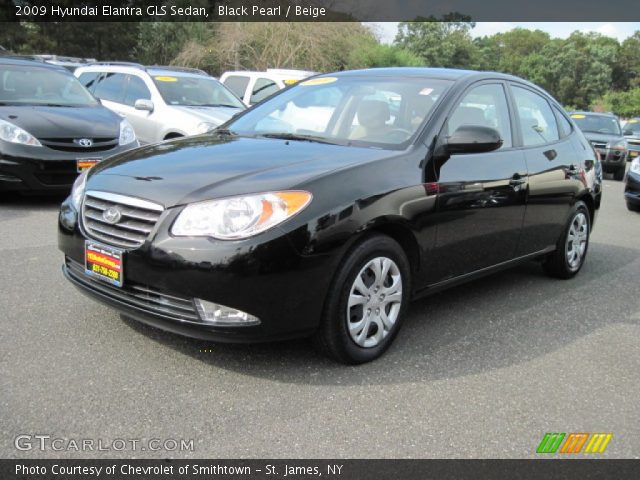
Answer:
509 174 526 186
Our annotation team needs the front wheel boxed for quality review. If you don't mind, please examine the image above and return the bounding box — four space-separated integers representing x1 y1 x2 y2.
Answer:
313 235 411 364
543 201 590 279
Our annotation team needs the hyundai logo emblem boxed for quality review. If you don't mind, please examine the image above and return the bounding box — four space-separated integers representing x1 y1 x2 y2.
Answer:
102 206 122 225
76 138 93 147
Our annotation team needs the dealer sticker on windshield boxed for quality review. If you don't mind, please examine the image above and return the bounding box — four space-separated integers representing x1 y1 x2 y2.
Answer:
85 241 124 287
76 158 101 172
300 77 337 86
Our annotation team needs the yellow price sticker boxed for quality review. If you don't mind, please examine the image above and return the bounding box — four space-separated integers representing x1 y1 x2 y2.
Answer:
571 114 586 119
155 76 178 82
300 77 337 86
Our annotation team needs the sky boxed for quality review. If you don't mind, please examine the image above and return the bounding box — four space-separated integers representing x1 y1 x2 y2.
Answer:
369 22 640 44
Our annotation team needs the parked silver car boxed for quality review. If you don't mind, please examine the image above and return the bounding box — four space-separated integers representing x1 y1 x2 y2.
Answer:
75 63 245 144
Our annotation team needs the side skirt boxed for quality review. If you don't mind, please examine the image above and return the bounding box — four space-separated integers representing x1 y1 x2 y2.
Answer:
412 246 556 300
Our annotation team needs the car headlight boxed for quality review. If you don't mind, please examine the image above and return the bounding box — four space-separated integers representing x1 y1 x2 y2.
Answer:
196 122 217 134
0 118 41 146
70 169 89 210
171 191 312 239
631 158 640 175
607 139 627 151
119 119 137 145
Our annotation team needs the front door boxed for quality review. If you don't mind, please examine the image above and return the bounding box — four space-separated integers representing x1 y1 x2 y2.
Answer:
428 82 528 282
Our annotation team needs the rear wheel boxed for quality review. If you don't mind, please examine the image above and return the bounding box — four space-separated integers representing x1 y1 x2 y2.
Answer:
543 201 590 279
627 201 640 212
313 235 411 364
614 166 626 181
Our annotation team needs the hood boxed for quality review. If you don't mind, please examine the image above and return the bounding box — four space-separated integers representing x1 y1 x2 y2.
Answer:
580 131 624 145
87 134 394 208
172 105 242 126
0 105 121 139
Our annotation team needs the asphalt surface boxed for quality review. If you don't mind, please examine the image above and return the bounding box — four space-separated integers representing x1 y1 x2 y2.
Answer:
1 175 639 459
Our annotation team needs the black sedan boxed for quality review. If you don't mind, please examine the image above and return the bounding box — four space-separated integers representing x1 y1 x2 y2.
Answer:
59 68 601 364
0 58 138 193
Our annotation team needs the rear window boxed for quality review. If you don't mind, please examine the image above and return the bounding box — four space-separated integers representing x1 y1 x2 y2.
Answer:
222 75 250 99
250 78 279 104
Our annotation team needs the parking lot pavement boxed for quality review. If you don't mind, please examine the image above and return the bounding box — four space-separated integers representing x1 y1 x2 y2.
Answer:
1 178 639 459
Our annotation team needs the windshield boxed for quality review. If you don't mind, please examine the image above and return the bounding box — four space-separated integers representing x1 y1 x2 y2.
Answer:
152 74 244 108
570 113 621 135
0 65 98 107
226 75 453 148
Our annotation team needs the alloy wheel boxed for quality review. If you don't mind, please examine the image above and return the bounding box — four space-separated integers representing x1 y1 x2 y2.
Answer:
346 257 403 348
565 212 589 271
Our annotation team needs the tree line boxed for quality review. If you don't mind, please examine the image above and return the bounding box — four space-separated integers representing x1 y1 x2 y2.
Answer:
1 21 639 116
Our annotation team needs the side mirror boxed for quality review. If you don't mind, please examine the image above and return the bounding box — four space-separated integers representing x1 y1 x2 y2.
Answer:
134 99 154 112
623 129 634 136
446 125 503 154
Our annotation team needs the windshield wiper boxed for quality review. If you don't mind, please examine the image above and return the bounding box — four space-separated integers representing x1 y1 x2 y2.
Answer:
215 128 237 136
258 132 339 145
189 103 240 108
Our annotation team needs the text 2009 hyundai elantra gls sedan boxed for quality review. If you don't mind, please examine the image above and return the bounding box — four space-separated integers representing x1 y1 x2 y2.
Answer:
59 68 602 364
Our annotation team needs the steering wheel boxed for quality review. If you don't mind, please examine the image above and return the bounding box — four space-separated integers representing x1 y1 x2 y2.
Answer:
381 128 412 142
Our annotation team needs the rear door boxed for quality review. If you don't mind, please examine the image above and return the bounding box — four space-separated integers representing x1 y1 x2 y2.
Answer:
429 82 528 282
508 84 578 256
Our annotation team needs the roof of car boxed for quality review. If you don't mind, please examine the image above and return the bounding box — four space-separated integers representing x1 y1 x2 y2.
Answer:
0 57 69 71
329 67 511 81
76 63 209 77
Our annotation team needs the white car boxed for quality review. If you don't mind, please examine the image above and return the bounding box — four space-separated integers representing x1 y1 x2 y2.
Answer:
75 63 245 144
220 69 316 106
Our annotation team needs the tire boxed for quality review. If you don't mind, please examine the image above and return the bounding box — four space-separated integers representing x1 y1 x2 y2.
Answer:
627 201 640 212
543 201 590 279
614 166 626 181
313 235 411 364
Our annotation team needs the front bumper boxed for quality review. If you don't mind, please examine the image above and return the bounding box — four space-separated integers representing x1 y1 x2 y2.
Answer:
58 199 341 343
0 141 137 193
593 146 627 171
627 140 640 160
625 170 640 206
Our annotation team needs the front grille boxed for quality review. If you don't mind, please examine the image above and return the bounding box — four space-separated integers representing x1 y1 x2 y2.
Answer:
65 257 200 322
81 191 164 249
39 137 119 153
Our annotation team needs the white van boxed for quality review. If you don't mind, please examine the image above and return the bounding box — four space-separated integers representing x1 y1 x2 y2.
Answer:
220 69 316 106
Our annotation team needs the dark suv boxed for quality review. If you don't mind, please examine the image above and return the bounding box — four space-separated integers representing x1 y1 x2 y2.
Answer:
623 118 640 161
0 58 138 193
570 111 628 180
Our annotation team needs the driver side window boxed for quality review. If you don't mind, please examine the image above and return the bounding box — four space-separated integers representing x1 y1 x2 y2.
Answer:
449 83 512 149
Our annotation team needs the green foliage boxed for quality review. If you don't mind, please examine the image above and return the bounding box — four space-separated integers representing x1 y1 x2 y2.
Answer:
134 22 212 65
597 89 640 118
395 21 479 69
349 43 423 68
